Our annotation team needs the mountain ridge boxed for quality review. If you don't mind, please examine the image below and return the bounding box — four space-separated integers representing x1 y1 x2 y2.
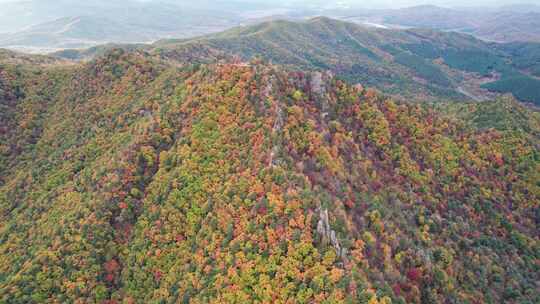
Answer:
151 17 540 105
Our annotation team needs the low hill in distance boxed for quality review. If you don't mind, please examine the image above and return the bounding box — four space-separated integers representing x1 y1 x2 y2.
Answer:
333 4 540 43
0 16 152 51
0 0 290 34
0 0 282 53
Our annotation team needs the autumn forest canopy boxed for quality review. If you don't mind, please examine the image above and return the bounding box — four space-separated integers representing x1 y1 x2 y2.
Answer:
0 11 539 304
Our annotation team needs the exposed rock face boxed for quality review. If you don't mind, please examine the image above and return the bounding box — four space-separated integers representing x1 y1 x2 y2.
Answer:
317 207 348 264
269 97 284 168
311 71 325 95
310 71 333 119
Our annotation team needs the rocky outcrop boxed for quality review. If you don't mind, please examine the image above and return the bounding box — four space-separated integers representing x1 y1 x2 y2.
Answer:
317 207 348 264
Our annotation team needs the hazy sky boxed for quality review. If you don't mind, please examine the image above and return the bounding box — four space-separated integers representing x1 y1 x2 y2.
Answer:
0 0 538 8
355 0 540 8
283 0 540 9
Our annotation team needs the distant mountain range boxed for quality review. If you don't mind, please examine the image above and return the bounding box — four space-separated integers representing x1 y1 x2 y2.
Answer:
1 2 540 52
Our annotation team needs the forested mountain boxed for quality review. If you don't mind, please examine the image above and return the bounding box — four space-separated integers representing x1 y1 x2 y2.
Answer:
153 17 540 105
0 47 538 303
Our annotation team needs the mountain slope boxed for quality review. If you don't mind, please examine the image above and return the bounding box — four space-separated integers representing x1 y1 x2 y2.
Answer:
473 11 540 43
155 17 540 105
0 49 538 303
155 18 465 100
440 97 540 136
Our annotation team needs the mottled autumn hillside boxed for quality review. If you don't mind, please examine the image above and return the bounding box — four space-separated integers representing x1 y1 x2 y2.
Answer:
0 49 538 304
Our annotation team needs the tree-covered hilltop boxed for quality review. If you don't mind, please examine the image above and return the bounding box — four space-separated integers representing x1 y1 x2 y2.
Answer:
0 49 539 303
152 17 540 106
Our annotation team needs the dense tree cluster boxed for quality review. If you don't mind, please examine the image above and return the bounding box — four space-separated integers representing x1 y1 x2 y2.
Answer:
0 49 538 303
